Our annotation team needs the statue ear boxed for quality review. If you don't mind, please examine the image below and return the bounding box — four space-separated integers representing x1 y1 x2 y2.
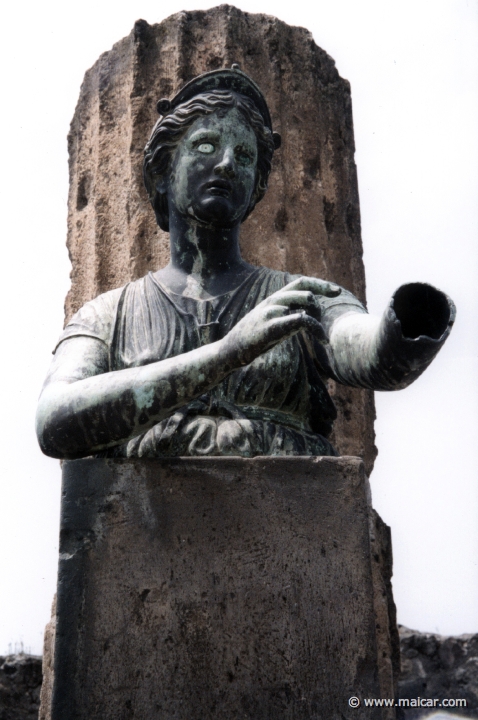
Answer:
155 174 169 194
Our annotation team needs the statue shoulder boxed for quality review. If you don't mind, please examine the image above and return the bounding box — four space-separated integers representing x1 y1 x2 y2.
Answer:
54 284 128 352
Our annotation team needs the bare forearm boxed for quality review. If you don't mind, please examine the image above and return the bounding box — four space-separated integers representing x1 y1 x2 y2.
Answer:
328 283 455 390
36 340 234 458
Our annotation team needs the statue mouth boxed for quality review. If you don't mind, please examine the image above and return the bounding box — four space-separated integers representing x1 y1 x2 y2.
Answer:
204 179 232 197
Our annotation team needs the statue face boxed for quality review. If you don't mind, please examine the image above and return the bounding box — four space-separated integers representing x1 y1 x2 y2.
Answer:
166 107 258 228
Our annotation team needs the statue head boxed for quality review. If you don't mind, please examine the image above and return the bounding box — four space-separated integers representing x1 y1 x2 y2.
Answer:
143 67 281 231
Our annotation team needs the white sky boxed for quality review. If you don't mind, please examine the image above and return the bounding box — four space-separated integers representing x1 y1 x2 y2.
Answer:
0 0 476 656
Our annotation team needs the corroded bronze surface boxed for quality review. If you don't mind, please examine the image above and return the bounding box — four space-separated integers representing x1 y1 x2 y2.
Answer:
61 7 378 468
36 56 454 468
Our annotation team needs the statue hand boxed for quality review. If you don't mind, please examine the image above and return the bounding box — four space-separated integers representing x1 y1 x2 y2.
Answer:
221 276 341 367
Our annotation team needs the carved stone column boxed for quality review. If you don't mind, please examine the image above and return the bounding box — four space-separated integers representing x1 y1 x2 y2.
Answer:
65 6 376 472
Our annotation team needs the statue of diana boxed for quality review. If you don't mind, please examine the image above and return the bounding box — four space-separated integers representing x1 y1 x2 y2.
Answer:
36 67 455 460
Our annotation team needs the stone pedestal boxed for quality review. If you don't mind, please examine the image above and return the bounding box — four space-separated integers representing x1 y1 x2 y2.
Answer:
49 457 397 719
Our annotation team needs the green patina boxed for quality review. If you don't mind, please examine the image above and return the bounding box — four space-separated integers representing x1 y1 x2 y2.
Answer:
36 68 454 460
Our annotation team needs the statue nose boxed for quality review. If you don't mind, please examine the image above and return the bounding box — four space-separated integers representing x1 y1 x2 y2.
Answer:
214 149 236 179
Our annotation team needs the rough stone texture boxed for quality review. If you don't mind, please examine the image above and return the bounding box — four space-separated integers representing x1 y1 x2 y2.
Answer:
48 456 395 719
397 626 478 718
0 654 42 720
65 5 376 473
38 620 478 719
370 509 401 705
38 597 55 720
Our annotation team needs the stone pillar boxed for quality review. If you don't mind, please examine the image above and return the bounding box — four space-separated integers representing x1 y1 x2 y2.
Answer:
65 6 376 473
49 457 397 720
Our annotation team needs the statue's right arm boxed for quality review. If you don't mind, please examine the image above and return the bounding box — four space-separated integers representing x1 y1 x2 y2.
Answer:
36 277 339 458
36 334 244 458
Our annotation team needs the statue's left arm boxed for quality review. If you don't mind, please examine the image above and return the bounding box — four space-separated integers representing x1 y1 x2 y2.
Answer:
324 282 455 390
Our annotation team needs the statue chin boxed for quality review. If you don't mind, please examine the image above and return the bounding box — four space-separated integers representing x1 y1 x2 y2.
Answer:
188 196 245 229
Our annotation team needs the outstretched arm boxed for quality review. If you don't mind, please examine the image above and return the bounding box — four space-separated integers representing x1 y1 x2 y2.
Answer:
327 282 455 390
36 277 339 458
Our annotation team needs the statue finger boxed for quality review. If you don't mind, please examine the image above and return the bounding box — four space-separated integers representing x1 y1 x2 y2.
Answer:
263 305 289 320
283 276 341 297
268 291 322 322
270 312 328 344
299 313 329 342
269 290 317 308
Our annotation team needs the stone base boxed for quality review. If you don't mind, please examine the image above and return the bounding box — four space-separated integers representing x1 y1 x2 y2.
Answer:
49 457 397 719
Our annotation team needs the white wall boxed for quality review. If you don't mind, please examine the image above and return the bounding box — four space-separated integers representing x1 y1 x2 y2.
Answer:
0 0 476 654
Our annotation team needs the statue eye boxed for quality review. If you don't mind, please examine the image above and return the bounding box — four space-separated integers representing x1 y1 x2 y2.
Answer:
236 150 253 166
197 142 215 154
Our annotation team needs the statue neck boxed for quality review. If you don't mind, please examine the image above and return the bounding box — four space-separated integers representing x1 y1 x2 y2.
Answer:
158 211 253 298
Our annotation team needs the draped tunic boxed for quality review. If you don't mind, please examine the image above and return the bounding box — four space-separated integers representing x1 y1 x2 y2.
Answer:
57 267 367 458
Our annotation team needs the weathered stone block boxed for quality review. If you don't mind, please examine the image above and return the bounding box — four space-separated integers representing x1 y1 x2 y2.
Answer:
50 456 396 719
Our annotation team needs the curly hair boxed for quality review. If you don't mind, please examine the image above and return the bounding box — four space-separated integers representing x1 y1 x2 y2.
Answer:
143 91 276 231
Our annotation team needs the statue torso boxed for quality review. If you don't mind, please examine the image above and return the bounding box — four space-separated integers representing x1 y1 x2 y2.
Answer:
58 267 366 457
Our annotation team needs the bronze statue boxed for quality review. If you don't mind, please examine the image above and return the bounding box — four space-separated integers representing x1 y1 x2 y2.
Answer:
36 67 455 460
